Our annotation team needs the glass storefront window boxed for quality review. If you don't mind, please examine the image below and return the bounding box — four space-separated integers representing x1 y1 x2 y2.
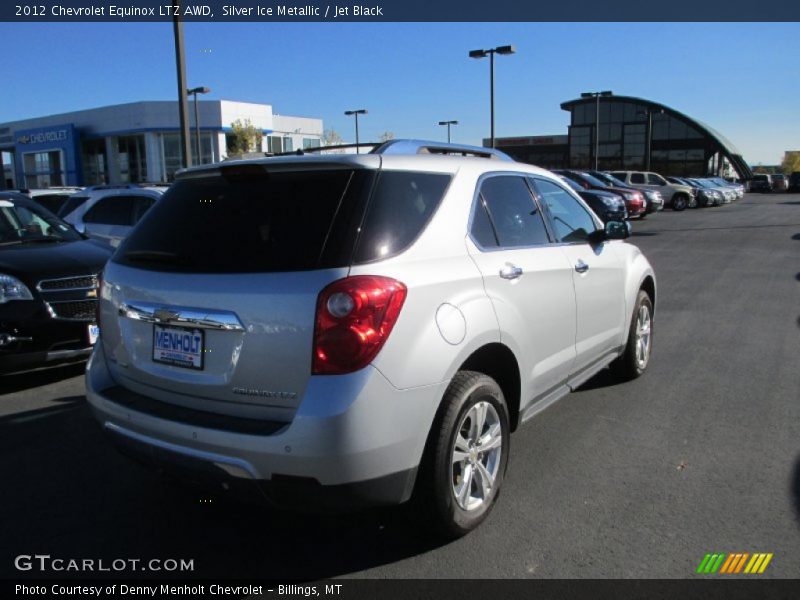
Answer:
162 133 214 181
23 150 63 188
81 139 107 185
117 135 147 183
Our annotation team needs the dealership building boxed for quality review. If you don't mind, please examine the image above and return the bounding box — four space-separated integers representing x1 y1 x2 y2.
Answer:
489 94 753 181
0 100 323 189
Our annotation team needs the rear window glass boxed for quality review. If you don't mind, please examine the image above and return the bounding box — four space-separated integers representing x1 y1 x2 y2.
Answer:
352 171 451 264
115 168 366 273
58 195 89 217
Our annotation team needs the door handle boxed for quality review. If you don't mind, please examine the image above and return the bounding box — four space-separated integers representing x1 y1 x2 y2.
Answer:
575 260 589 274
499 263 523 280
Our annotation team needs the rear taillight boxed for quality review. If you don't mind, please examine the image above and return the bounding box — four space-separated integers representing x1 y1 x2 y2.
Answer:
312 275 407 375
95 271 104 325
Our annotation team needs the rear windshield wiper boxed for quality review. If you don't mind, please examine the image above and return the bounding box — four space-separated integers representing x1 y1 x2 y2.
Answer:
123 250 194 266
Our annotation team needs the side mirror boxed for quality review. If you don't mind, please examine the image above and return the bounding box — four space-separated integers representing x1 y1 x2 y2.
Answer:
604 220 629 240
74 221 86 235
588 220 629 245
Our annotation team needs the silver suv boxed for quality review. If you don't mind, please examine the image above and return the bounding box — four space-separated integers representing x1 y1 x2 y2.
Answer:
610 171 695 211
86 141 656 536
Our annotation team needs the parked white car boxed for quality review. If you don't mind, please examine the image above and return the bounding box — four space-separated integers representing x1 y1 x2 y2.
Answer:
58 184 167 247
86 140 656 537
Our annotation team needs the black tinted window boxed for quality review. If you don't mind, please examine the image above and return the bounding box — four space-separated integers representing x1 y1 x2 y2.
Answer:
479 176 549 248
470 197 499 248
630 173 646 184
33 194 68 213
534 179 598 243
352 171 450 263
58 195 89 217
116 168 368 273
84 196 136 225
132 197 155 223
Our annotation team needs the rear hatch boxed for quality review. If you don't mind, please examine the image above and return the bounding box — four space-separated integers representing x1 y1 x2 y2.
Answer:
99 162 375 421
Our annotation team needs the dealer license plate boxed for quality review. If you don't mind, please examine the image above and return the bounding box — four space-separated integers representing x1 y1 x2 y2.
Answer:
152 324 204 370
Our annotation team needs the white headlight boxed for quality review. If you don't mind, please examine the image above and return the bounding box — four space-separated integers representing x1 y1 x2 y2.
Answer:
0 274 34 304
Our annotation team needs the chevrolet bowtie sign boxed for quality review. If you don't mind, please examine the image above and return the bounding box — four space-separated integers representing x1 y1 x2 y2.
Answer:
16 130 68 145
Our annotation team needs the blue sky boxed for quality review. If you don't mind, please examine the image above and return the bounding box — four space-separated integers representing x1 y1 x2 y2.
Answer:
1 22 798 164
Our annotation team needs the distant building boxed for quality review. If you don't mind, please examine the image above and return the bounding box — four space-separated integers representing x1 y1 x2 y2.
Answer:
0 100 323 189
488 94 752 180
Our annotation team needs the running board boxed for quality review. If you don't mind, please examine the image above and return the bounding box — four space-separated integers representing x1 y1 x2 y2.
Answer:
518 349 622 424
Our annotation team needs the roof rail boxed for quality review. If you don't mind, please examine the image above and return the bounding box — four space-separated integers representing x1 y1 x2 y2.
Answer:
371 139 513 161
285 142 380 155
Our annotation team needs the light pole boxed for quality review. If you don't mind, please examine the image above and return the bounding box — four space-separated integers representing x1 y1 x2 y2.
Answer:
581 90 612 170
344 109 367 153
469 45 515 148
171 0 191 168
438 120 458 143
637 107 664 171
187 86 211 164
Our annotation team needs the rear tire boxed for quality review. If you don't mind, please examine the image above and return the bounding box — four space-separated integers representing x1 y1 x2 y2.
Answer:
416 371 510 538
613 290 653 381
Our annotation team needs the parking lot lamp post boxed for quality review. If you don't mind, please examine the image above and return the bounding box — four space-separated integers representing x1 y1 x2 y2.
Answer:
637 108 664 172
187 87 211 164
438 120 459 143
171 3 191 168
345 109 368 154
581 90 613 170
469 45 516 148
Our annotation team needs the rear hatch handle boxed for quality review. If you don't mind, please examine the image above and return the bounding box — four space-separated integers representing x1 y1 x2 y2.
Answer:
119 301 245 331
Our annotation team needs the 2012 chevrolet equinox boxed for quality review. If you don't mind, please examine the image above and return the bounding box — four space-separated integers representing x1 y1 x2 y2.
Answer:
86 140 656 537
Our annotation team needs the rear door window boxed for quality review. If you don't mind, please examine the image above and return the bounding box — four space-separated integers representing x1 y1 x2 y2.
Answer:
474 175 549 248
630 173 646 184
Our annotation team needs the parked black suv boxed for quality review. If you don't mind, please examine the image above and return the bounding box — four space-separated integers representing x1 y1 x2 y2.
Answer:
788 172 800 193
0 192 112 374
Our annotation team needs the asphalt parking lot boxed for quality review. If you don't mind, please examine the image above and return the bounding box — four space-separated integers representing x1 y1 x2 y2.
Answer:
1 192 798 580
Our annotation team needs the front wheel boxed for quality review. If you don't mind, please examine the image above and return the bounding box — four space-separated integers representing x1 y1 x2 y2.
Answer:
672 194 688 211
419 371 510 538
613 290 653 381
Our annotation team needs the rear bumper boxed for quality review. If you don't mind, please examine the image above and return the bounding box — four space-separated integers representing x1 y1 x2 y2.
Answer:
85 344 447 509
105 421 418 510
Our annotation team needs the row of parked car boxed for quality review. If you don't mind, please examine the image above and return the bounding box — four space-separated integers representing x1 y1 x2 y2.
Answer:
551 169 745 223
750 172 800 193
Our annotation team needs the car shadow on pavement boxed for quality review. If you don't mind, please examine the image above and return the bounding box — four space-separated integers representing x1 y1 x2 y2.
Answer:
572 367 623 392
792 233 800 240
0 363 86 396
0 399 448 581
630 231 658 237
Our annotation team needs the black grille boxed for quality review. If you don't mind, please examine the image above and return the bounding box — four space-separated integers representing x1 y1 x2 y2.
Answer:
48 300 97 321
38 275 98 291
